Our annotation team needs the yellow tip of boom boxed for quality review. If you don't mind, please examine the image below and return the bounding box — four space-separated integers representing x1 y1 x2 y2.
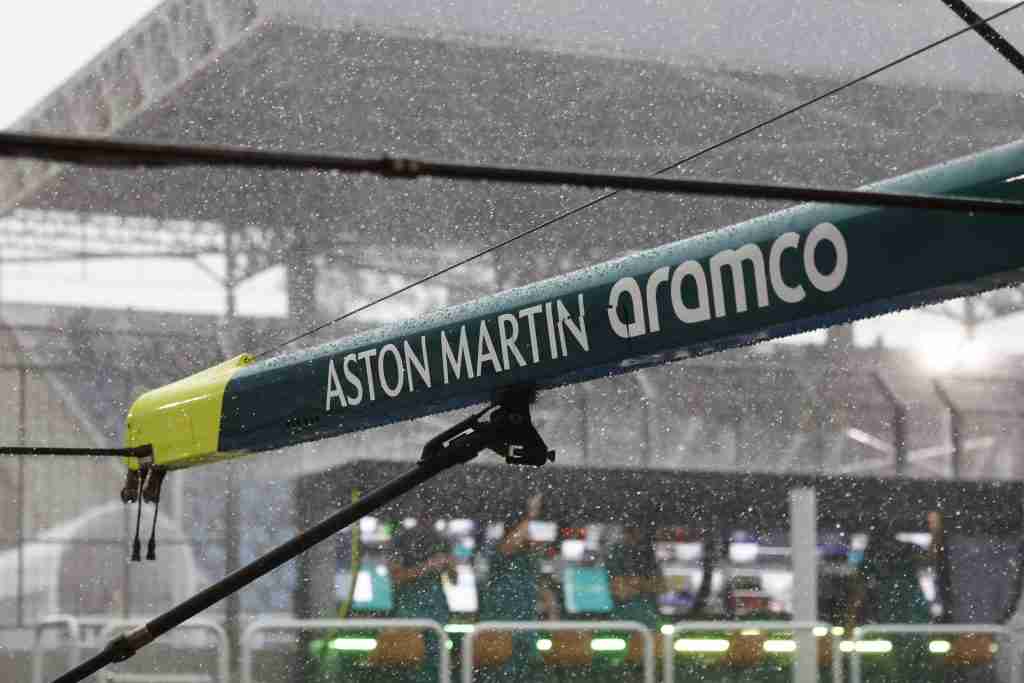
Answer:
124 354 254 470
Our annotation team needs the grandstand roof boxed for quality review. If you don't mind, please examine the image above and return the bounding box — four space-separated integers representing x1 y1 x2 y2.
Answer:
1 0 1022 265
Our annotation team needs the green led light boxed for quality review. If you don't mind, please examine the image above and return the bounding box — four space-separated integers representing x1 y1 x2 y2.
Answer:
764 640 797 653
590 638 627 652
329 637 377 651
674 639 730 653
839 640 893 654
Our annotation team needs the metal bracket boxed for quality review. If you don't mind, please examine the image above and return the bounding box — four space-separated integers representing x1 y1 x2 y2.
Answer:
419 387 554 469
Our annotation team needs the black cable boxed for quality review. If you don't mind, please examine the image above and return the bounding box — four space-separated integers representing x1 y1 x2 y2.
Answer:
131 473 144 563
146 497 160 562
53 456 459 683
4 134 1023 217
940 0 1024 75
0 446 150 457
253 0 1024 357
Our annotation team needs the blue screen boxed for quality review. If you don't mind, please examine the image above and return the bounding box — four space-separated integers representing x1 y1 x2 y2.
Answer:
563 566 614 614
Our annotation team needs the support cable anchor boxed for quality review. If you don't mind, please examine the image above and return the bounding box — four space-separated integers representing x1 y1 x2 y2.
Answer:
420 388 554 469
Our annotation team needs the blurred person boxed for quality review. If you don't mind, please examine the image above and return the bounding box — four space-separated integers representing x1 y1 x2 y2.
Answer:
389 518 453 682
850 530 930 625
478 493 547 681
848 528 931 682
606 524 661 628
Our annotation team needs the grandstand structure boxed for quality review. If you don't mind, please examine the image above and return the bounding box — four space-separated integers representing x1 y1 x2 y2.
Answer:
2 0 1024 678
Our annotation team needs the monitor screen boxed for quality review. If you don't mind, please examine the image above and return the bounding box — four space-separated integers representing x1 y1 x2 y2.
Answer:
335 561 394 612
442 565 479 613
528 520 558 542
563 566 613 614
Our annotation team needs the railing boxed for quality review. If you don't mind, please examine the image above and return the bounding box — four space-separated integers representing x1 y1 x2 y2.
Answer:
662 620 837 683
95 618 229 683
460 620 655 683
33 615 1021 683
32 614 126 683
850 623 1019 683
32 615 83 683
240 617 449 683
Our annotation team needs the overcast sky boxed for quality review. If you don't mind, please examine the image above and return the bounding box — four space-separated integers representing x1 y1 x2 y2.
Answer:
0 2 286 318
0 1 1018 371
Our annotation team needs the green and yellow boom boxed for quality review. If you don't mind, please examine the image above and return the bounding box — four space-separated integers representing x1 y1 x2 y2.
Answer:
125 139 1024 471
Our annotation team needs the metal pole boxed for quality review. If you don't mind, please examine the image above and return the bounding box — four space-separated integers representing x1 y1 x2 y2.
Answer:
830 632 842 683
635 372 655 467
120 362 139 615
933 380 963 478
641 392 651 467
122 506 132 619
17 365 27 626
285 228 320 683
222 223 242 676
790 488 818 683
938 0 1024 75
224 468 240 673
951 404 963 479
872 372 907 474
579 384 589 464
1011 629 1021 683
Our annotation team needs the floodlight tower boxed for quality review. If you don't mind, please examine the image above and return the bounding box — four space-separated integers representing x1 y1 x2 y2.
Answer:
927 289 1024 340
917 291 1024 479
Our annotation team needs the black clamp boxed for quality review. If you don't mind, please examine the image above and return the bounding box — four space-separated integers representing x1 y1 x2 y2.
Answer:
118 445 167 562
419 388 554 469
103 625 154 663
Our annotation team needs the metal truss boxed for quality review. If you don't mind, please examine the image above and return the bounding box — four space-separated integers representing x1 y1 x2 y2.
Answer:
921 288 1024 331
0 209 224 261
0 210 285 285
0 208 497 296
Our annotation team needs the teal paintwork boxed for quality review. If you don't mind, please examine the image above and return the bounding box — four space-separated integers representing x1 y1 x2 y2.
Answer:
218 139 1024 455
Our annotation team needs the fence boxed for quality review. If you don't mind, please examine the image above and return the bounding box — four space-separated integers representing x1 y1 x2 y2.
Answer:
241 617 449 683
850 623 1020 683
662 620 837 683
31 614 114 683
460 620 655 683
96 618 229 683
30 613 1024 683
31 616 227 683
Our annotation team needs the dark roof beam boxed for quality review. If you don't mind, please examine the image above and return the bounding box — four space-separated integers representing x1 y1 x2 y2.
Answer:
0 249 220 264
939 0 1024 77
